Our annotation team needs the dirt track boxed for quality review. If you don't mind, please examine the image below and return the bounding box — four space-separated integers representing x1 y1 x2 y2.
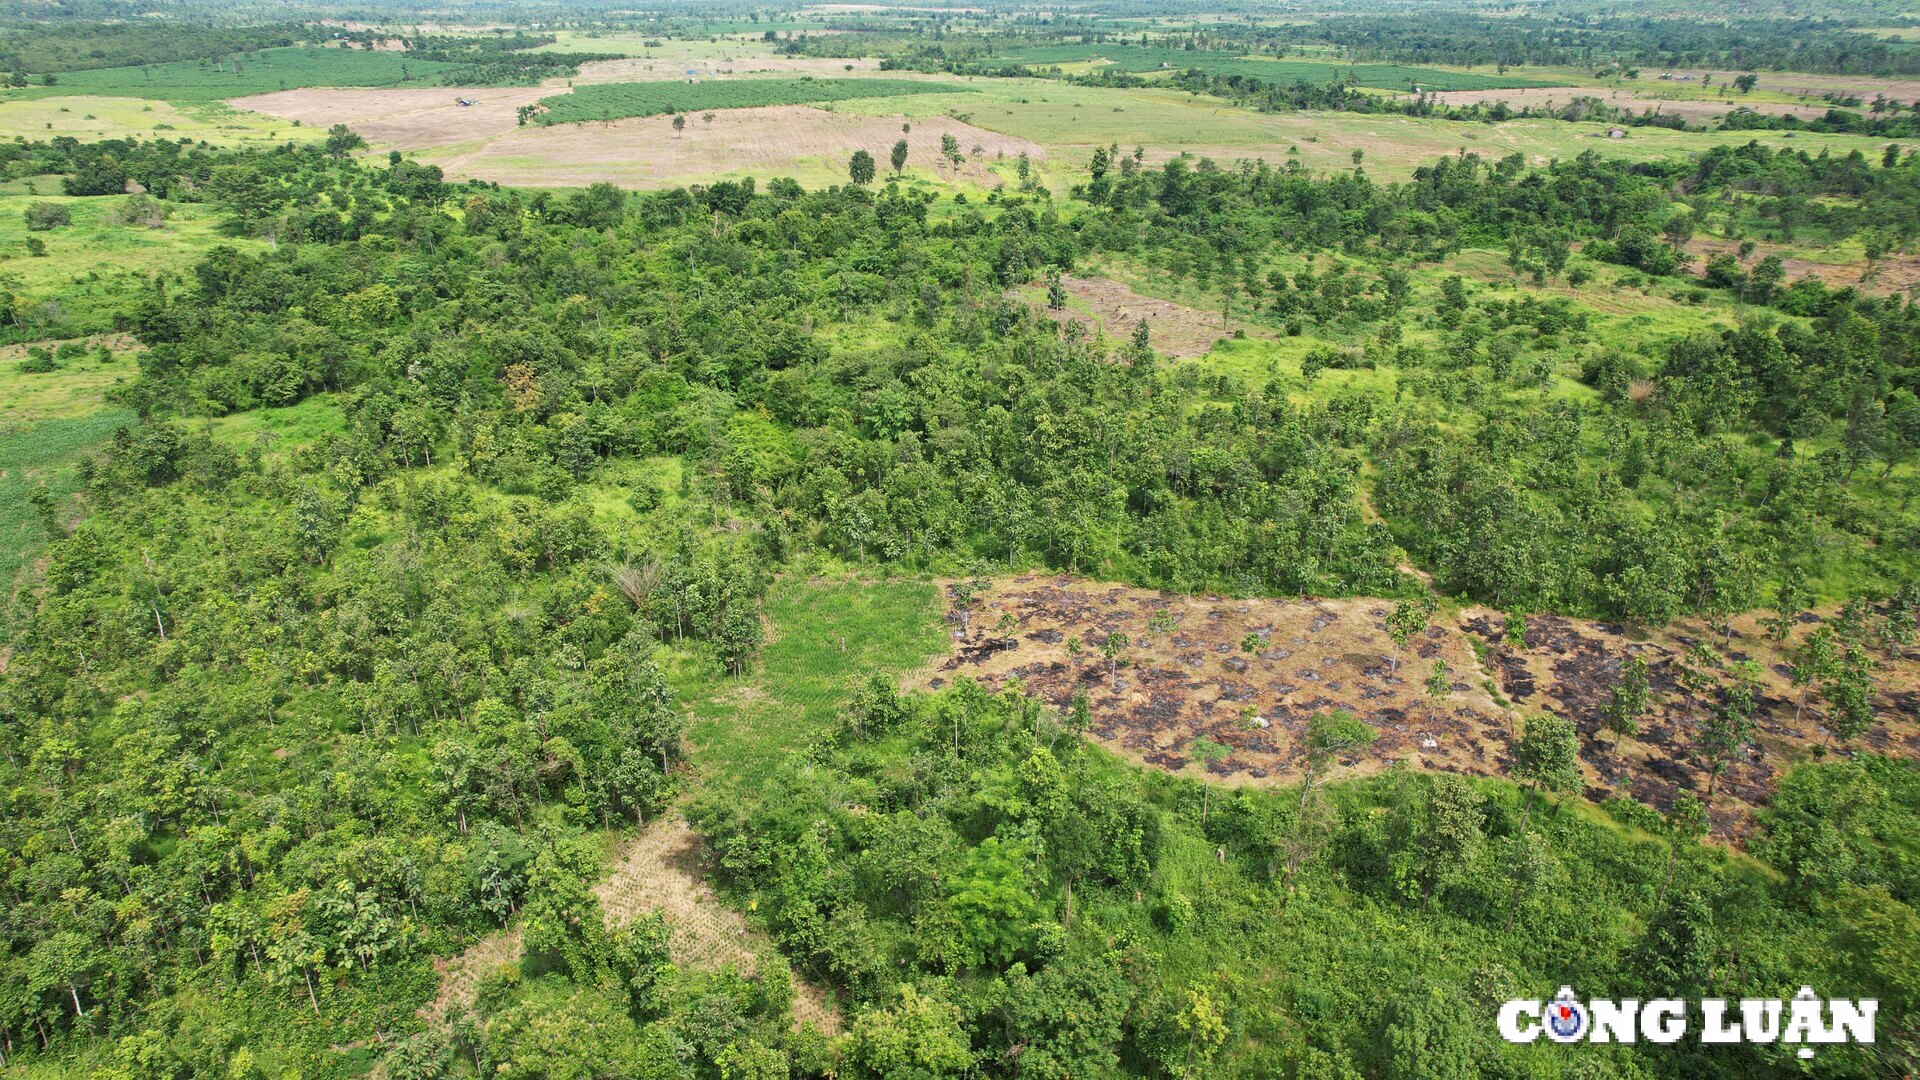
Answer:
915 577 1920 841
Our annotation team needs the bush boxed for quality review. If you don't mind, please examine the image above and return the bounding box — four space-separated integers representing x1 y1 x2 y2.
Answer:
24 202 71 231
19 347 57 373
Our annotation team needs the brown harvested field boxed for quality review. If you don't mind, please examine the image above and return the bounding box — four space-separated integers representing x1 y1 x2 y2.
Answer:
1681 236 1920 298
1403 86 1828 123
1026 274 1255 358
914 577 1920 842
420 105 1042 189
231 86 547 148
423 812 841 1033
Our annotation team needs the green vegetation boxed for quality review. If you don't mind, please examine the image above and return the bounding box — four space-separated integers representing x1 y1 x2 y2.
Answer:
3 4 1920 1077
2 47 457 103
532 77 973 125
986 44 1563 90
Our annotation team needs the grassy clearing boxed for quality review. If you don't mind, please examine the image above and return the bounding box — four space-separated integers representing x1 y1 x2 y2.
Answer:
535 77 971 124
0 405 131 607
0 96 320 146
671 577 947 799
0 47 457 103
1 192 259 341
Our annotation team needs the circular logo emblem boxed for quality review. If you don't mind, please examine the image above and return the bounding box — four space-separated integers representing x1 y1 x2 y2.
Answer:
1544 995 1588 1043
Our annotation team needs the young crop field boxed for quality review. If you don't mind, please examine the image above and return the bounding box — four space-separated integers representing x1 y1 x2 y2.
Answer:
1 47 458 103
532 76 972 124
988 44 1567 90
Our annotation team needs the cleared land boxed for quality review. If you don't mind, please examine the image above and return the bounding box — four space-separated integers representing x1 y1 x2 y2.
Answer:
1680 236 1920 298
1018 274 1252 358
231 86 547 147
917 577 1920 841
424 812 841 1033
532 77 970 124
420 104 1041 189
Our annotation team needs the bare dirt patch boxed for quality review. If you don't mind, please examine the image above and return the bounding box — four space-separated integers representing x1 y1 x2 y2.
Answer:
1025 274 1254 358
422 105 1041 189
231 87 548 149
1681 236 1920 298
914 577 1920 842
423 812 841 1033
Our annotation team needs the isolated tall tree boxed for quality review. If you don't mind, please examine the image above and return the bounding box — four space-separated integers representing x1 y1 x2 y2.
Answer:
671 114 686 137
1822 642 1878 747
1102 631 1130 690
1416 775 1484 913
1791 625 1838 724
1386 595 1437 675
1764 565 1811 642
891 138 909 173
1511 714 1580 833
849 149 875 186
1299 709 1377 808
1657 792 1709 904
1603 655 1651 744
1700 662 1761 803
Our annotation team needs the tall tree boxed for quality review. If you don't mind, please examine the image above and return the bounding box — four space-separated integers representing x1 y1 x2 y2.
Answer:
848 149 875 186
1510 714 1580 833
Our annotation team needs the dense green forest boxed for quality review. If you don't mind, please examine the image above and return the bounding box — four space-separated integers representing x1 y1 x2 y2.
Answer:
3 0 1920 1069
0 123 1916 1075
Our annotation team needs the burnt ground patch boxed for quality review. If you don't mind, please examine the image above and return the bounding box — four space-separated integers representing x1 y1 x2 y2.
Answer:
911 577 1920 843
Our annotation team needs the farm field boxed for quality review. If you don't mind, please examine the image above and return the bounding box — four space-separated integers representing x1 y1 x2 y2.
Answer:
987 43 1569 90
418 103 1038 188
0 46 458 102
531 76 971 124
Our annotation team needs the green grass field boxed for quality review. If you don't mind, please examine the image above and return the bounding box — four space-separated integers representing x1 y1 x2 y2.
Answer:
0 47 457 103
2 192 264 340
988 44 1566 90
0 96 318 146
0 354 131 618
671 577 948 797
534 77 973 124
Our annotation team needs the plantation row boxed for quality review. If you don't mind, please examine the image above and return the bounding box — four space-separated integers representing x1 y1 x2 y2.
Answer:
533 77 972 125
977 44 1565 90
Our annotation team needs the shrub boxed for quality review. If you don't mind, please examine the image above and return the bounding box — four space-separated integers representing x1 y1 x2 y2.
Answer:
24 202 71 231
